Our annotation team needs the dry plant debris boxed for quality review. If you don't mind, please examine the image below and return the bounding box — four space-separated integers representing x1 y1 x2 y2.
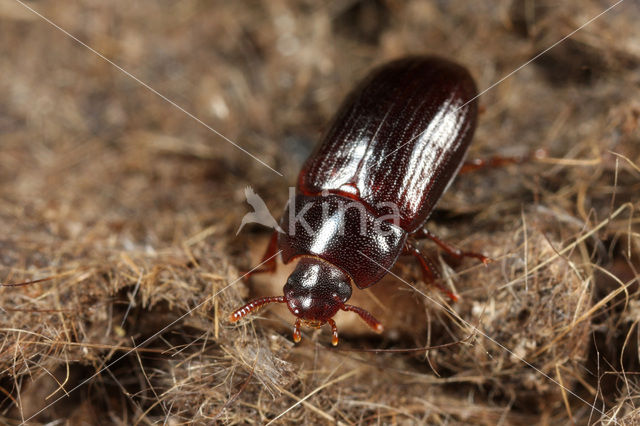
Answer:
1 0 639 424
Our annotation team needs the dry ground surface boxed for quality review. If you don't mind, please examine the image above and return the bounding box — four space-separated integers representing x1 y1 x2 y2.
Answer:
1 0 639 424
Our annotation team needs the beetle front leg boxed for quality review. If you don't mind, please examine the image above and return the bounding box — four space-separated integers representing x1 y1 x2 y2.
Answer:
413 228 491 265
327 318 339 346
293 318 302 343
342 304 384 334
403 242 458 302
245 231 279 280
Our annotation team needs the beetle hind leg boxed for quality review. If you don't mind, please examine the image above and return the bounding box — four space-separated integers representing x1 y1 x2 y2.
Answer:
459 149 547 174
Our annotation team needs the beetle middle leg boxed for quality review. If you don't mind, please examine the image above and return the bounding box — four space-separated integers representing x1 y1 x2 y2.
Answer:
403 242 458 302
245 231 278 279
413 228 490 265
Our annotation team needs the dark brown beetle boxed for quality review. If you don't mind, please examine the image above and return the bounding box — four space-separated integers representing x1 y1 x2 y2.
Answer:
230 56 489 345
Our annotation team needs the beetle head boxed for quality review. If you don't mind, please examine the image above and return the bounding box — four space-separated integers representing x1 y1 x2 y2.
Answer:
283 257 351 329
229 257 383 346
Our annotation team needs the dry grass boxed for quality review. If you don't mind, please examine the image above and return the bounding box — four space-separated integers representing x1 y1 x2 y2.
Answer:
1 0 639 424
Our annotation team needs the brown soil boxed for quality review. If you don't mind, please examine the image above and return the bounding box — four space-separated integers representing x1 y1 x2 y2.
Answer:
1 1 638 424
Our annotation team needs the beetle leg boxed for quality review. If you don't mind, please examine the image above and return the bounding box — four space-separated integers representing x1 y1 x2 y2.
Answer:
459 148 547 174
342 304 384 334
228 296 286 322
403 242 459 302
245 231 279 280
327 318 339 346
413 228 491 265
293 318 302 343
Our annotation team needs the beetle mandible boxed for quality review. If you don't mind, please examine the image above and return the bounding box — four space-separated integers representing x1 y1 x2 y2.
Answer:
230 56 489 346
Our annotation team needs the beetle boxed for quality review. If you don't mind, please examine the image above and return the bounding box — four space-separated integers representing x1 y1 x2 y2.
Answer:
230 56 490 346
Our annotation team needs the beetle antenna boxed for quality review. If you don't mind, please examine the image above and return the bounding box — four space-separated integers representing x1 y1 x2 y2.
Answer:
342 304 384 334
229 296 286 322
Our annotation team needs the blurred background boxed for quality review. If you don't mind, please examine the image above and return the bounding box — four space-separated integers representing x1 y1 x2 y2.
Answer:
1 0 639 424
